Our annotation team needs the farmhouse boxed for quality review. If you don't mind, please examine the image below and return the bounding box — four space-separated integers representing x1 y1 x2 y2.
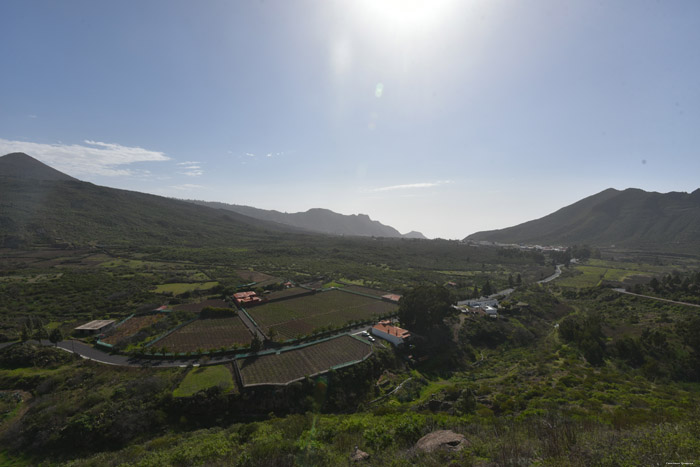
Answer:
372 320 411 346
233 291 263 306
74 319 116 337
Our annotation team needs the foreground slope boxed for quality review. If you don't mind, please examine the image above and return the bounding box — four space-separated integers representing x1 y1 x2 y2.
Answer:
466 187 700 252
0 153 303 247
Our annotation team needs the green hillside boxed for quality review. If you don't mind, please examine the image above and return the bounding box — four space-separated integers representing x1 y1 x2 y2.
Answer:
467 188 700 253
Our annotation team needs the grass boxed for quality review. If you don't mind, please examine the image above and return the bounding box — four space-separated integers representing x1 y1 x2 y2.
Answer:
173 365 234 397
153 281 218 294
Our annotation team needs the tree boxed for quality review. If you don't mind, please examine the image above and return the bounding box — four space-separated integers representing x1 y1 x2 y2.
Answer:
49 328 63 346
398 285 452 331
20 325 30 342
516 273 522 286
250 334 263 352
482 280 493 297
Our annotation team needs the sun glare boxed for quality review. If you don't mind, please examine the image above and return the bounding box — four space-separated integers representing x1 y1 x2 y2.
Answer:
353 0 459 38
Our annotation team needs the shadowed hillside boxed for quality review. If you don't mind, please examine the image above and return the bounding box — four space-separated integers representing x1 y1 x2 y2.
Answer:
466 188 700 253
0 153 305 248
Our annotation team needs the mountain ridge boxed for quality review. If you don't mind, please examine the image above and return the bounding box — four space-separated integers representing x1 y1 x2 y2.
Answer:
189 200 427 239
466 187 700 252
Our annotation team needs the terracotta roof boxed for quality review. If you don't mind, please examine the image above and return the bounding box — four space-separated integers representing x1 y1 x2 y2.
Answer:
373 320 411 339
381 294 402 302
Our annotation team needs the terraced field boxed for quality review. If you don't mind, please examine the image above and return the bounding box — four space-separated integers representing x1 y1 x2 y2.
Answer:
101 314 165 345
156 316 252 352
247 289 397 340
236 334 371 386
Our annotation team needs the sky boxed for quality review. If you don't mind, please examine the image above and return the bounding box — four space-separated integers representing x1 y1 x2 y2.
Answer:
1 0 699 239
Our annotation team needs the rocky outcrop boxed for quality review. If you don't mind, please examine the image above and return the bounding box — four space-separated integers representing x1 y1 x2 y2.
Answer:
414 430 468 453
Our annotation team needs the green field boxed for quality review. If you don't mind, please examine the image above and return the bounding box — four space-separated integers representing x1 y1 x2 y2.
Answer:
247 289 397 340
173 365 234 397
153 281 219 294
556 259 659 288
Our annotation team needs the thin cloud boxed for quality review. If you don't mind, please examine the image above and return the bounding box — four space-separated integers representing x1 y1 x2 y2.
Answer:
243 150 288 159
169 183 203 191
176 160 203 176
0 138 169 177
369 180 453 192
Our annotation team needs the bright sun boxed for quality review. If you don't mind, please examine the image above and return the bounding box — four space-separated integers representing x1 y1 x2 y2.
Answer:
352 0 459 38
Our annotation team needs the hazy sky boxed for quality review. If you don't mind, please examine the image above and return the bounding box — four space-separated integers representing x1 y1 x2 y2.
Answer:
2 0 699 239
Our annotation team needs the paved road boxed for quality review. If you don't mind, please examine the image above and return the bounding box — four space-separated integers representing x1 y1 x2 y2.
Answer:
237 309 267 341
538 264 563 284
612 288 700 308
42 340 232 368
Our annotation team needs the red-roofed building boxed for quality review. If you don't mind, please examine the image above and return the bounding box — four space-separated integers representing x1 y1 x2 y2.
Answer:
372 320 411 346
381 294 402 303
233 291 263 306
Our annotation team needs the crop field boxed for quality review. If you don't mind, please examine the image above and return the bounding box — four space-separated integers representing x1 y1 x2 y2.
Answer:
156 316 252 352
153 281 219 294
235 269 278 284
173 365 235 397
236 334 371 386
339 285 391 298
101 314 165 345
556 261 658 288
247 289 398 340
264 287 312 301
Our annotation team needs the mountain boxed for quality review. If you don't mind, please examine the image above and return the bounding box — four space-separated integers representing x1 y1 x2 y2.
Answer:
402 230 428 240
190 200 427 239
0 153 306 248
0 152 77 181
466 187 700 252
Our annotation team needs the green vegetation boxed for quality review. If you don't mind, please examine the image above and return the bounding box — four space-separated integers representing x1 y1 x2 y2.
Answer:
2 231 700 465
173 365 234 397
154 281 219 294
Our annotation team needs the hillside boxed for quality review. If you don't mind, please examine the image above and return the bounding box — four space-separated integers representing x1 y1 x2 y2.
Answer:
466 187 700 253
0 152 77 181
0 153 305 248
190 200 427 239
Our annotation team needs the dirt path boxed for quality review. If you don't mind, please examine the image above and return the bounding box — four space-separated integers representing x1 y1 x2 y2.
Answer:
0 390 33 436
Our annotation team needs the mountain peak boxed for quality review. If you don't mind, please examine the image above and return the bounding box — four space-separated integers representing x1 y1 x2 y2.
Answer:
0 152 77 181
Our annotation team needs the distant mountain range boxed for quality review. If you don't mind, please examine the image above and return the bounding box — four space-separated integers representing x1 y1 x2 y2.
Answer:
0 153 426 248
189 200 427 239
466 187 700 252
0 153 305 248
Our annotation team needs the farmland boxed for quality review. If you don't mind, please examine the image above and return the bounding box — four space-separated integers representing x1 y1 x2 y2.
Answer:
101 314 165 345
247 289 397 340
555 259 661 288
339 285 391 298
156 316 252 352
236 334 371 386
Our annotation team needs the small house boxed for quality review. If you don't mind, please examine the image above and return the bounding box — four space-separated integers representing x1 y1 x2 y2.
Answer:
372 320 411 346
74 319 116 337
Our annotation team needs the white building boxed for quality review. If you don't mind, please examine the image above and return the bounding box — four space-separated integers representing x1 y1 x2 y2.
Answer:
371 320 411 346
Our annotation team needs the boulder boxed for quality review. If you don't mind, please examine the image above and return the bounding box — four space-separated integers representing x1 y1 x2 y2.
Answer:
350 446 370 462
415 430 468 453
